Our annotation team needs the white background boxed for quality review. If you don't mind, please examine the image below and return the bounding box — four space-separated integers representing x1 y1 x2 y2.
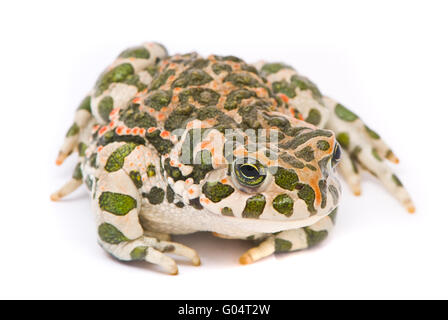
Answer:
0 0 447 299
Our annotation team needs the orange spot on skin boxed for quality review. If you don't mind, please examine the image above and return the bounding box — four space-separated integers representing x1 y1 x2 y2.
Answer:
139 128 145 135
98 126 108 136
110 108 119 116
168 75 175 81
97 146 103 152
132 97 141 103
298 114 304 121
132 128 139 135
170 160 175 166
147 127 156 133
221 178 228 184
279 93 289 103
116 126 124 135
289 108 295 118
201 141 211 148
158 113 166 121
174 88 182 93
109 121 115 128
139 88 148 95
188 189 194 195
149 108 155 113
126 128 131 135
160 130 170 138
172 95 179 103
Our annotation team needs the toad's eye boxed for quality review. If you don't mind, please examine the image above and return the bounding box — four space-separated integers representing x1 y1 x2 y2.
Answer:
233 158 267 187
332 143 342 167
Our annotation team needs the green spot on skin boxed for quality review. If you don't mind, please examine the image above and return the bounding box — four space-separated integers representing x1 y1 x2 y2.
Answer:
280 153 305 169
275 238 292 252
99 192 137 216
151 69 175 90
166 185 175 203
66 123 79 137
119 103 157 129
95 63 135 97
145 187 165 205
281 130 333 149
272 194 294 217
365 125 380 139
272 80 297 98
223 73 261 88
328 208 338 224
295 146 315 162
119 46 150 59
175 202 185 208
335 104 358 122
296 183 316 214
273 167 299 191
145 129 173 154
319 180 327 209
77 96 91 113
105 143 137 172
202 182 234 203
145 65 159 77
221 207 234 217
179 88 220 106
392 174 403 187
98 223 129 244
372 148 382 161
305 228 328 247
129 171 143 188
172 69 213 88
261 63 291 75
212 63 232 75
130 246 148 261
72 163 83 180
328 185 339 204
336 132 350 149
317 140 330 151
290 75 323 100
146 164 156 177
242 194 266 219
78 142 87 157
305 109 322 125
189 198 203 210
144 90 172 111
98 96 114 122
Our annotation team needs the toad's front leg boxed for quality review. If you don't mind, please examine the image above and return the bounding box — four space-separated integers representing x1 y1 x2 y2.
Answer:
93 143 200 274
240 211 336 264
323 97 415 213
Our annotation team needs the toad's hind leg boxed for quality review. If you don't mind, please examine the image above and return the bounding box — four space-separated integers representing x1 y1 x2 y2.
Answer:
240 211 336 264
56 96 92 165
323 97 415 213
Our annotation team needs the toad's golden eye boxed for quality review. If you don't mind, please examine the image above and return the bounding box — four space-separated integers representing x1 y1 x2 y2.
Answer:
233 158 267 187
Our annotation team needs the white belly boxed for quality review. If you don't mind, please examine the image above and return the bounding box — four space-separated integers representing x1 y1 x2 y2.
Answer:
139 202 326 238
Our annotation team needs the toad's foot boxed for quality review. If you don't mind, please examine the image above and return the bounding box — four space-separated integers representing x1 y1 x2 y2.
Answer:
101 236 201 275
240 212 335 264
324 97 415 213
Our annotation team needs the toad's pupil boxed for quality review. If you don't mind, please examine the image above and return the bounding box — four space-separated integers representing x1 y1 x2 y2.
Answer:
240 164 259 179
